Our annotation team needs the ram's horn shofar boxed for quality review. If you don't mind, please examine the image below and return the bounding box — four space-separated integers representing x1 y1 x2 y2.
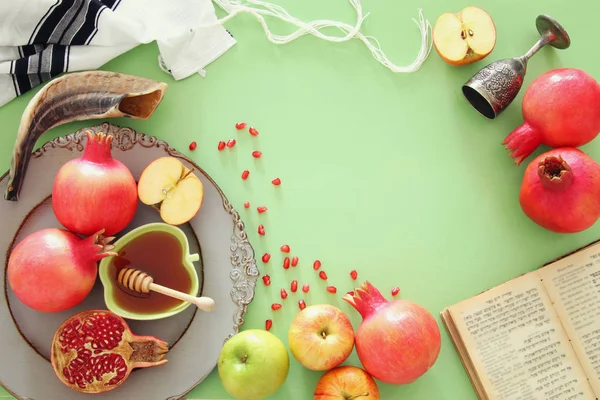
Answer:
4 70 168 201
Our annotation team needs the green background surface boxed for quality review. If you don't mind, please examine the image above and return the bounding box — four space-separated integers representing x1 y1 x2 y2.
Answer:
1 0 600 399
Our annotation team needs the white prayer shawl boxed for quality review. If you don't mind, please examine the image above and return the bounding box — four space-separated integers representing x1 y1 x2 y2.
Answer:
0 0 236 107
0 0 432 108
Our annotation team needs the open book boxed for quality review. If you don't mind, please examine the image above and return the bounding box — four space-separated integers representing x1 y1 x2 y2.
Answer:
441 240 600 400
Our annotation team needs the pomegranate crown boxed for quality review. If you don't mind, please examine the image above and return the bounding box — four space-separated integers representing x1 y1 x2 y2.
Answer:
343 280 391 318
83 130 115 162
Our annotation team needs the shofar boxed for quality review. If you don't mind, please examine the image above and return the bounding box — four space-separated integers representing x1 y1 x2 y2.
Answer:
4 70 168 201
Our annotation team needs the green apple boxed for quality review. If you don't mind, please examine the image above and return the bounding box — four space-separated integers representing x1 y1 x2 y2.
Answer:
218 329 290 400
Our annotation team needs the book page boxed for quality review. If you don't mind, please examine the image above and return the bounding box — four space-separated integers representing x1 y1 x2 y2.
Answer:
539 242 600 397
448 272 594 400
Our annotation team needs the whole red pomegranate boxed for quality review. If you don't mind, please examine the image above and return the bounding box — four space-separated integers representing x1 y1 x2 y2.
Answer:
343 281 441 385
519 147 600 233
51 310 169 393
8 228 116 312
503 68 600 165
52 130 138 236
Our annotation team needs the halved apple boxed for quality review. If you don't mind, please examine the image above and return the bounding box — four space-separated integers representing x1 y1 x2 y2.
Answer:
433 6 496 66
137 157 204 225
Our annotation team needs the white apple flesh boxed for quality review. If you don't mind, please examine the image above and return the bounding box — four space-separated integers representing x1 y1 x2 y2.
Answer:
288 304 355 371
137 156 204 225
218 329 290 400
433 6 496 66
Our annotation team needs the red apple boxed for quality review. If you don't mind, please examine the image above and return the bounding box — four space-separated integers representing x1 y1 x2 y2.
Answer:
314 366 380 400
288 304 354 371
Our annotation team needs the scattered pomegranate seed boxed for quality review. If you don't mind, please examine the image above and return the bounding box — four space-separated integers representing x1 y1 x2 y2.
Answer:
271 178 281 186
283 257 290 269
291 280 298 292
244 201 250 209
271 303 282 311
280 244 290 253
298 300 306 310
249 127 259 136
302 284 310 293
227 139 236 148
257 206 267 214
189 141 197 150
218 141 226 151
350 270 358 280
346 291 354 296
262 253 271 263
265 319 272 331
252 151 262 158
242 170 250 180
236 122 247 130
313 260 321 270
291 256 299 267
319 271 328 280
262 275 271 286
391 287 400 296
280 288 288 299
326 286 337 293
258 225 265 235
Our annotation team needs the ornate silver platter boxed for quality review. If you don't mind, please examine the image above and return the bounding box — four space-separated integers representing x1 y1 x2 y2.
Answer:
0 123 258 399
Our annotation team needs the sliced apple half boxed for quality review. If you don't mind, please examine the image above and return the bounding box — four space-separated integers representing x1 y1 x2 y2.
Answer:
433 6 496 66
137 157 204 225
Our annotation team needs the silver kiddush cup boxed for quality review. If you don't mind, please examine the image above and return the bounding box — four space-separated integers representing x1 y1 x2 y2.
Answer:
462 14 570 119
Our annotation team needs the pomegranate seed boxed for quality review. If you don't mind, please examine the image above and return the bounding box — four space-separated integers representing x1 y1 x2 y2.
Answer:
257 206 267 214
291 280 298 293
346 291 354 296
262 275 271 286
302 284 310 293
227 139 236 148
271 303 282 311
280 245 290 253
242 170 250 180
319 271 328 280
350 270 358 280
265 319 272 331
249 127 259 136
392 287 400 296
313 260 321 270
236 122 247 130
272 178 281 186
244 201 250 208
189 141 197 150
280 288 288 299
252 151 262 158
291 256 299 267
283 257 290 269
262 253 271 263
218 141 226 151
298 300 306 310
258 224 265 235
326 286 337 293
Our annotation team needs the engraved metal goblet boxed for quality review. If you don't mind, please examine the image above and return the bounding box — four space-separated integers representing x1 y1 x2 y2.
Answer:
462 14 570 119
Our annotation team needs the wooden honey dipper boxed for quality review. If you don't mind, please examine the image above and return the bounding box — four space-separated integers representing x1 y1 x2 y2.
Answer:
117 267 215 312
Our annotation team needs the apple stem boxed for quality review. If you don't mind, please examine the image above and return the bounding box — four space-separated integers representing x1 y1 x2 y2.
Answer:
347 393 369 400
241 354 248 363
181 168 195 180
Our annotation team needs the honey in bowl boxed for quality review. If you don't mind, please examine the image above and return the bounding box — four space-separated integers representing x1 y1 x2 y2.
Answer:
109 230 194 314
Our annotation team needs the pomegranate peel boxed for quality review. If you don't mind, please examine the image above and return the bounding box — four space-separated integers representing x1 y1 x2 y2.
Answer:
52 130 138 236
519 147 600 233
343 281 441 385
8 228 117 313
50 310 168 394
502 68 600 165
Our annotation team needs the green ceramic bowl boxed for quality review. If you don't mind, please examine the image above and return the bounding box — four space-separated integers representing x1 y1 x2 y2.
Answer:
98 222 200 320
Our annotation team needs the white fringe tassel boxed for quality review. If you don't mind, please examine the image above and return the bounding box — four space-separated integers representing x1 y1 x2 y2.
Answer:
211 0 433 73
